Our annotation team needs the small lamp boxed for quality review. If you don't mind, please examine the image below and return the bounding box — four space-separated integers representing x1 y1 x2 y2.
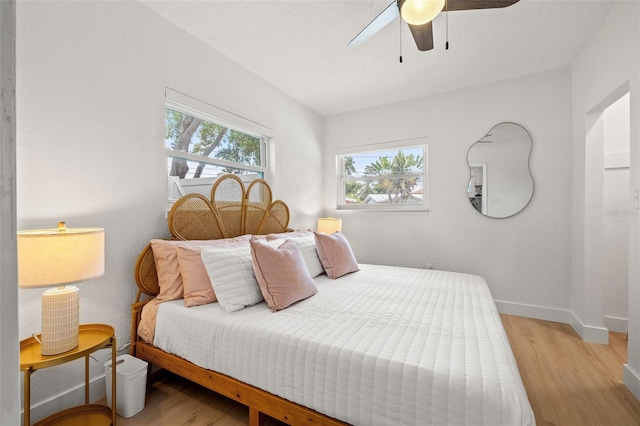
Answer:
317 217 342 234
18 222 104 355
399 0 445 25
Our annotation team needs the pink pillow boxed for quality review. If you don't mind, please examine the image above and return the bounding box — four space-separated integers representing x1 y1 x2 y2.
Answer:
176 245 217 307
150 239 184 302
249 239 318 312
150 236 252 304
314 232 359 279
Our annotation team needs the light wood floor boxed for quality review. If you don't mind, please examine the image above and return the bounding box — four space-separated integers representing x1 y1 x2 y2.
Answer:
116 315 640 426
501 314 640 426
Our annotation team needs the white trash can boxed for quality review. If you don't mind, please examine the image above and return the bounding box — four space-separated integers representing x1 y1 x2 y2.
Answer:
104 354 148 418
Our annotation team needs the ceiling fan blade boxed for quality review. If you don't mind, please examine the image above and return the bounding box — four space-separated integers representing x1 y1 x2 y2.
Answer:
408 21 434 51
446 0 520 12
348 1 399 48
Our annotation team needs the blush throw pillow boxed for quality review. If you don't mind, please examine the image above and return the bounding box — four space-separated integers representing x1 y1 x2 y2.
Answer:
176 245 218 307
201 245 264 313
314 232 359 279
150 239 184 302
250 239 318 312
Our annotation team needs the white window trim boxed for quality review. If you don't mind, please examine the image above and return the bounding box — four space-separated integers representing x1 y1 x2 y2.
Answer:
336 138 429 212
166 87 273 138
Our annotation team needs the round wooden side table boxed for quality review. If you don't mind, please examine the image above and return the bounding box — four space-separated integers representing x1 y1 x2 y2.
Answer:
20 323 117 425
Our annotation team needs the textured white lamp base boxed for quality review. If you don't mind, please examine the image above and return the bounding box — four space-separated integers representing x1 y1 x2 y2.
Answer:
41 286 79 355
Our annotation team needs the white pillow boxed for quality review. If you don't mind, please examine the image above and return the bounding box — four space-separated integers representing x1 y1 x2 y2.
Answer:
268 235 324 278
201 245 263 313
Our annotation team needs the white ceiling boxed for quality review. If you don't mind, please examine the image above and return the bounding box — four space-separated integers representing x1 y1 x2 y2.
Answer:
140 0 613 116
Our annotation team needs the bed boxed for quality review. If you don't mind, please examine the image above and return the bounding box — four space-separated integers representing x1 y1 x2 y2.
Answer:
130 174 535 426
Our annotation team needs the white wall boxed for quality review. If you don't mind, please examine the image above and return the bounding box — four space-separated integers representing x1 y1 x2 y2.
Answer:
570 0 640 395
16 1 323 421
324 69 573 316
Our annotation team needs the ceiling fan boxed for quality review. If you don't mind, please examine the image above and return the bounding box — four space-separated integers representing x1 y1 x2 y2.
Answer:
349 0 520 52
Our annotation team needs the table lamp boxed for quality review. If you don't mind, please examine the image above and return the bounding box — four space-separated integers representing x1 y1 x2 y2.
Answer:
18 222 104 355
317 217 342 234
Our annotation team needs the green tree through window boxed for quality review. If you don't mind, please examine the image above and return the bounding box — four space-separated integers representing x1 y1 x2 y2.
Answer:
165 108 263 179
338 143 427 210
363 151 423 203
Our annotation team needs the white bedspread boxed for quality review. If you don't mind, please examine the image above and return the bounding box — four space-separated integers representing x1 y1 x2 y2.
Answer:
153 264 535 426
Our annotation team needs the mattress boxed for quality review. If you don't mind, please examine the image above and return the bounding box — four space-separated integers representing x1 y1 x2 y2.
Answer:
152 264 535 426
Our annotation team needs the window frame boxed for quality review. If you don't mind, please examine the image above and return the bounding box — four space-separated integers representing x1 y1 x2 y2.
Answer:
336 138 429 212
165 88 271 200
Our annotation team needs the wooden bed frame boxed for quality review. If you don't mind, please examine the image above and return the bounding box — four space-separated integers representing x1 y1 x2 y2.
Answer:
129 175 347 426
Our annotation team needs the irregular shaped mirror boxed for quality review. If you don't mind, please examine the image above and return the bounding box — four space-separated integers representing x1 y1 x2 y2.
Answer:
467 122 533 218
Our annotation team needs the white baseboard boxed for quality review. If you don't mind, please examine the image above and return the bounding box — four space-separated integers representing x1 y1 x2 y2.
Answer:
624 364 640 400
569 311 609 344
604 315 628 333
23 375 107 424
495 300 610 344
494 300 573 324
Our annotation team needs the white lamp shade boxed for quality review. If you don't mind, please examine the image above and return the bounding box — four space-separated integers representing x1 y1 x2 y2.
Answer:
18 225 104 288
317 217 342 234
400 0 445 25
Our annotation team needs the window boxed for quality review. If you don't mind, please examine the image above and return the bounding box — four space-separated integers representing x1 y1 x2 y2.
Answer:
337 140 428 210
165 89 270 201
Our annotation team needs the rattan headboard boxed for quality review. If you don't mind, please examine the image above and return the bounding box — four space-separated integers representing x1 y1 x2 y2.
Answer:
134 174 290 299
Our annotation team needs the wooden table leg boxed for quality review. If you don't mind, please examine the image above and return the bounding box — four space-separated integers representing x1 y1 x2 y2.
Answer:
24 369 31 426
112 337 117 425
84 355 90 404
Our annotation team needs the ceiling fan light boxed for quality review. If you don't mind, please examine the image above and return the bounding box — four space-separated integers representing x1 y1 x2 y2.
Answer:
399 0 445 25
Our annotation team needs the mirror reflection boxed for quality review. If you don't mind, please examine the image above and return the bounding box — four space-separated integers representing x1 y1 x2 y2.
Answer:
467 122 533 218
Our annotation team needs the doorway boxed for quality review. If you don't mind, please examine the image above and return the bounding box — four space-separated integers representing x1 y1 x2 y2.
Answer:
583 83 631 344
602 92 631 333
